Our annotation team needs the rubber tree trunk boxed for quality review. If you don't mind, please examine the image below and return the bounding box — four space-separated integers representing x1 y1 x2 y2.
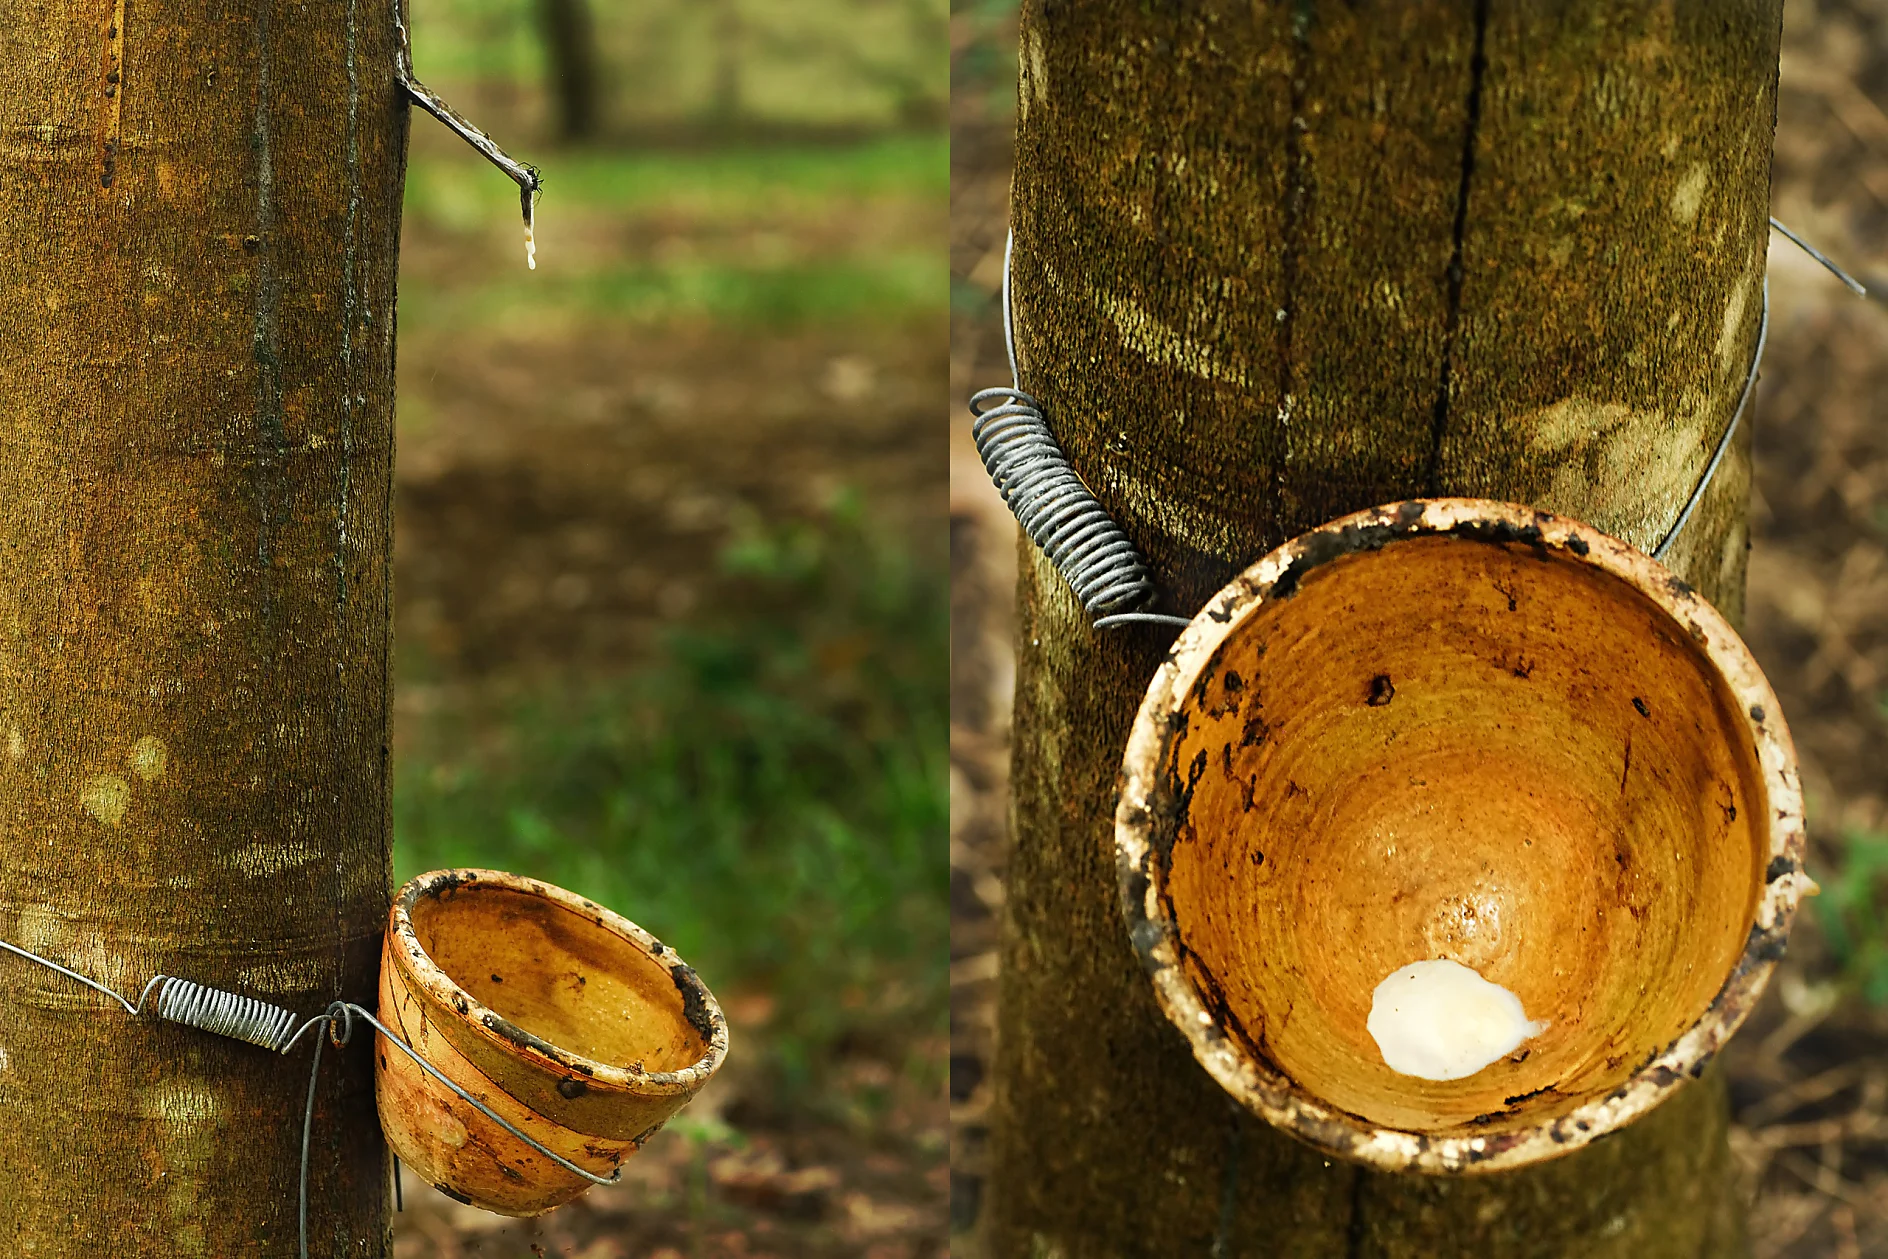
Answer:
0 0 405 1250
988 3 1776 1256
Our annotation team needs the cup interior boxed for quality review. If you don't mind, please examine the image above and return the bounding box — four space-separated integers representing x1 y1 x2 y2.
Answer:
1160 533 1768 1133
409 880 708 1076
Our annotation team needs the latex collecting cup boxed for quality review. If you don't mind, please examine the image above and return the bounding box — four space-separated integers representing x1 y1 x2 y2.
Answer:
1115 499 1810 1174
376 868 728 1214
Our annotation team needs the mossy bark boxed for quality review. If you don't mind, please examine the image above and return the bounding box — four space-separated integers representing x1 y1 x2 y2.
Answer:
988 2 1777 1256
0 0 405 1251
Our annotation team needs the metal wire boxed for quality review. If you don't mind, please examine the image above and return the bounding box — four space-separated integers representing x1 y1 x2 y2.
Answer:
1652 220 1864 559
978 219 1867 616
0 938 147 1014
1770 216 1867 297
0 944 299 1053
966 387 1184 628
967 232 1190 630
1649 278 1770 562
152 976 301 1053
286 1000 619 1257
0 939 621 1259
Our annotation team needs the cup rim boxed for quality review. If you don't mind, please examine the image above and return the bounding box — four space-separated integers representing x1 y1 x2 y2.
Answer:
390 867 729 1097
1114 498 1810 1174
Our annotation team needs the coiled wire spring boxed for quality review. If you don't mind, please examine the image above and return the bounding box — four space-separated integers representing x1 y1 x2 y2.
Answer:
969 232 1189 629
971 220 1864 628
150 975 300 1051
0 938 619 1259
967 386 1181 627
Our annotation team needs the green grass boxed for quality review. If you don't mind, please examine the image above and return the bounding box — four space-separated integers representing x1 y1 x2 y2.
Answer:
392 499 947 1101
400 133 946 333
406 133 948 226
401 251 941 333
1816 828 1888 1004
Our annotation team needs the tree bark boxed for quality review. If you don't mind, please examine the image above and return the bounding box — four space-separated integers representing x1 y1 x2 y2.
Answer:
988 2 1776 1256
538 0 599 142
0 0 405 1250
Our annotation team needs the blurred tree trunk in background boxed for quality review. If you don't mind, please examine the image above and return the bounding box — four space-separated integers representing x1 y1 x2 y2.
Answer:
709 0 744 130
539 0 599 141
987 2 1778 1256
0 0 405 1249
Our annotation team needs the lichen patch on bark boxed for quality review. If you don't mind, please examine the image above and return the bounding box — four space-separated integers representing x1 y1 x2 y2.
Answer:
80 774 130 827
128 734 167 781
1670 161 1710 223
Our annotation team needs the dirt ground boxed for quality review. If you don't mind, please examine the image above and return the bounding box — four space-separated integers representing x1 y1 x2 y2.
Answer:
395 319 941 686
950 4 1888 1256
389 1063 946 1259
386 151 947 1256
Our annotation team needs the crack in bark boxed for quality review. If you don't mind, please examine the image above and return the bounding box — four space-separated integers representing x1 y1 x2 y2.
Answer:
1210 1104 1244 1258
97 0 126 187
251 0 283 630
322 0 365 1245
1345 1163 1368 1258
1426 0 1490 496
1273 0 1314 486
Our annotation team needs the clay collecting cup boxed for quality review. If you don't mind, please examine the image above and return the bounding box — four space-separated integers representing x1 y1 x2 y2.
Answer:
1115 500 1811 1174
376 868 728 1214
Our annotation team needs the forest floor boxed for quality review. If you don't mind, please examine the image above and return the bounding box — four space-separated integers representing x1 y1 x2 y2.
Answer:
385 124 947 1257
950 3 1888 1256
